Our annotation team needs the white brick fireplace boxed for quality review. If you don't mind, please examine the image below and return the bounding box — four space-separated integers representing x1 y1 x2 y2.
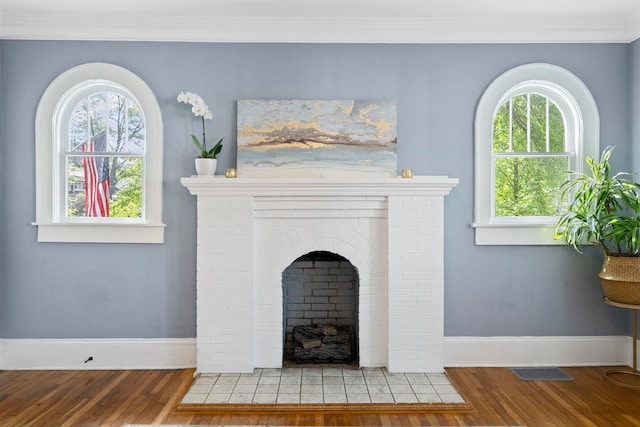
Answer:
181 176 458 373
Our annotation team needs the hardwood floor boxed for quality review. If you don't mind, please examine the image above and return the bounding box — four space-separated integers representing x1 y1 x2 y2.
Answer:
1 366 639 426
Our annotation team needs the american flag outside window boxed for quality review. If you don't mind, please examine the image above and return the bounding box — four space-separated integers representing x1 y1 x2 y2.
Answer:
82 131 110 217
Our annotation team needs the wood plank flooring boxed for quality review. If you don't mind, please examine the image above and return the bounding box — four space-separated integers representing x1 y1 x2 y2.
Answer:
1 366 639 426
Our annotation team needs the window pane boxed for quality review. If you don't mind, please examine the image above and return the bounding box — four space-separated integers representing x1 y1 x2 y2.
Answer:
493 102 510 152
510 95 528 152
107 92 124 152
66 155 142 218
69 98 88 151
529 94 547 152
110 157 143 218
127 101 145 153
495 156 568 217
66 155 87 216
89 92 108 136
548 102 565 152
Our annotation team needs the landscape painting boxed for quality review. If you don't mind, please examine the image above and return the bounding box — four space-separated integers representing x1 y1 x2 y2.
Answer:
237 99 397 178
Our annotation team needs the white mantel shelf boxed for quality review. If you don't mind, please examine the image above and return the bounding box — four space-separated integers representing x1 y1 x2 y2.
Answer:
181 175 459 197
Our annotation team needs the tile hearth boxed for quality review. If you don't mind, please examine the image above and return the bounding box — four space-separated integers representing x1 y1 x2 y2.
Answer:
180 367 465 405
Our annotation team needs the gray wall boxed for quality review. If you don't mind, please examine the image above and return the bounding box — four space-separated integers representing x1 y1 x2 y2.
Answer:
0 44 4 338
0 41 633 339
633 39 639 175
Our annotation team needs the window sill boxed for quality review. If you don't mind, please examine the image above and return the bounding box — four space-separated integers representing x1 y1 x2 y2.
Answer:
34 223 166 244
472 223 565 246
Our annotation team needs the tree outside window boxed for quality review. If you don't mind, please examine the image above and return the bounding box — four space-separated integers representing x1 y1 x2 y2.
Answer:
492 93 568 218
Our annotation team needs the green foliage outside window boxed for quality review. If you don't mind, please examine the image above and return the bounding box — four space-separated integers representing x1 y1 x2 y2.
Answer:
110 158 142 218
493 93 568 217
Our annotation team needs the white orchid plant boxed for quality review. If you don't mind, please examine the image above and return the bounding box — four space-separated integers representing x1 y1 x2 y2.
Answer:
177 91 223 159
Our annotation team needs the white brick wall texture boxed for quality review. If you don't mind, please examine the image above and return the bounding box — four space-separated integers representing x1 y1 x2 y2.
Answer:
387 196 445 372
188 182 454 374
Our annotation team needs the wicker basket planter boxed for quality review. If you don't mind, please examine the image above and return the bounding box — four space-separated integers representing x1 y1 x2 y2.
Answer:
599 256 640 305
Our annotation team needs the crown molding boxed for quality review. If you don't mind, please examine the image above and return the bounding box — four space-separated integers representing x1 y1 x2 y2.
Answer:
632 3 640 42
1 0 638 43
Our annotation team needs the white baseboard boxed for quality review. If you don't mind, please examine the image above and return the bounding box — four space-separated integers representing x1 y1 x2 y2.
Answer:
0 336 635 370
0 338 196 370
444 336 635 367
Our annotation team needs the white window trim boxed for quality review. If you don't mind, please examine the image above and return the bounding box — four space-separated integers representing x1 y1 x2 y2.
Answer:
34 63 165 243
473 63 599 245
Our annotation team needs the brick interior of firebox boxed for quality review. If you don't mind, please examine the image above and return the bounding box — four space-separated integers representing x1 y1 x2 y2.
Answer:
283 251 358 365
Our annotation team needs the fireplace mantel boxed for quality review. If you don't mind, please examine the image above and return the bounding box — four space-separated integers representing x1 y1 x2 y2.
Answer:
182 175 458 373
181 176 458 197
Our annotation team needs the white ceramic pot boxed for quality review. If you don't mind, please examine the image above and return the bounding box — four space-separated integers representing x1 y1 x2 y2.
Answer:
195 158 217 175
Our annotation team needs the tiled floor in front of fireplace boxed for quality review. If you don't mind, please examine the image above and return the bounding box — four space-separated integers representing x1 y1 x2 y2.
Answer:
180 367 465 405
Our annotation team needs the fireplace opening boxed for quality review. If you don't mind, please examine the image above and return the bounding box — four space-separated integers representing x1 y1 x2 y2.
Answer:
282 251 359 366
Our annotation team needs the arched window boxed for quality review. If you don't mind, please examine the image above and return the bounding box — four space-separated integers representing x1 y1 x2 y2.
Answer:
473 63 599 245
35 63 165 243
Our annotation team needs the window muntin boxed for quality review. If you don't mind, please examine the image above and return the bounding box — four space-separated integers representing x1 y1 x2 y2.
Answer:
492 92 568 219
493 94 565 154
63 89 144 220
68 91 145 154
